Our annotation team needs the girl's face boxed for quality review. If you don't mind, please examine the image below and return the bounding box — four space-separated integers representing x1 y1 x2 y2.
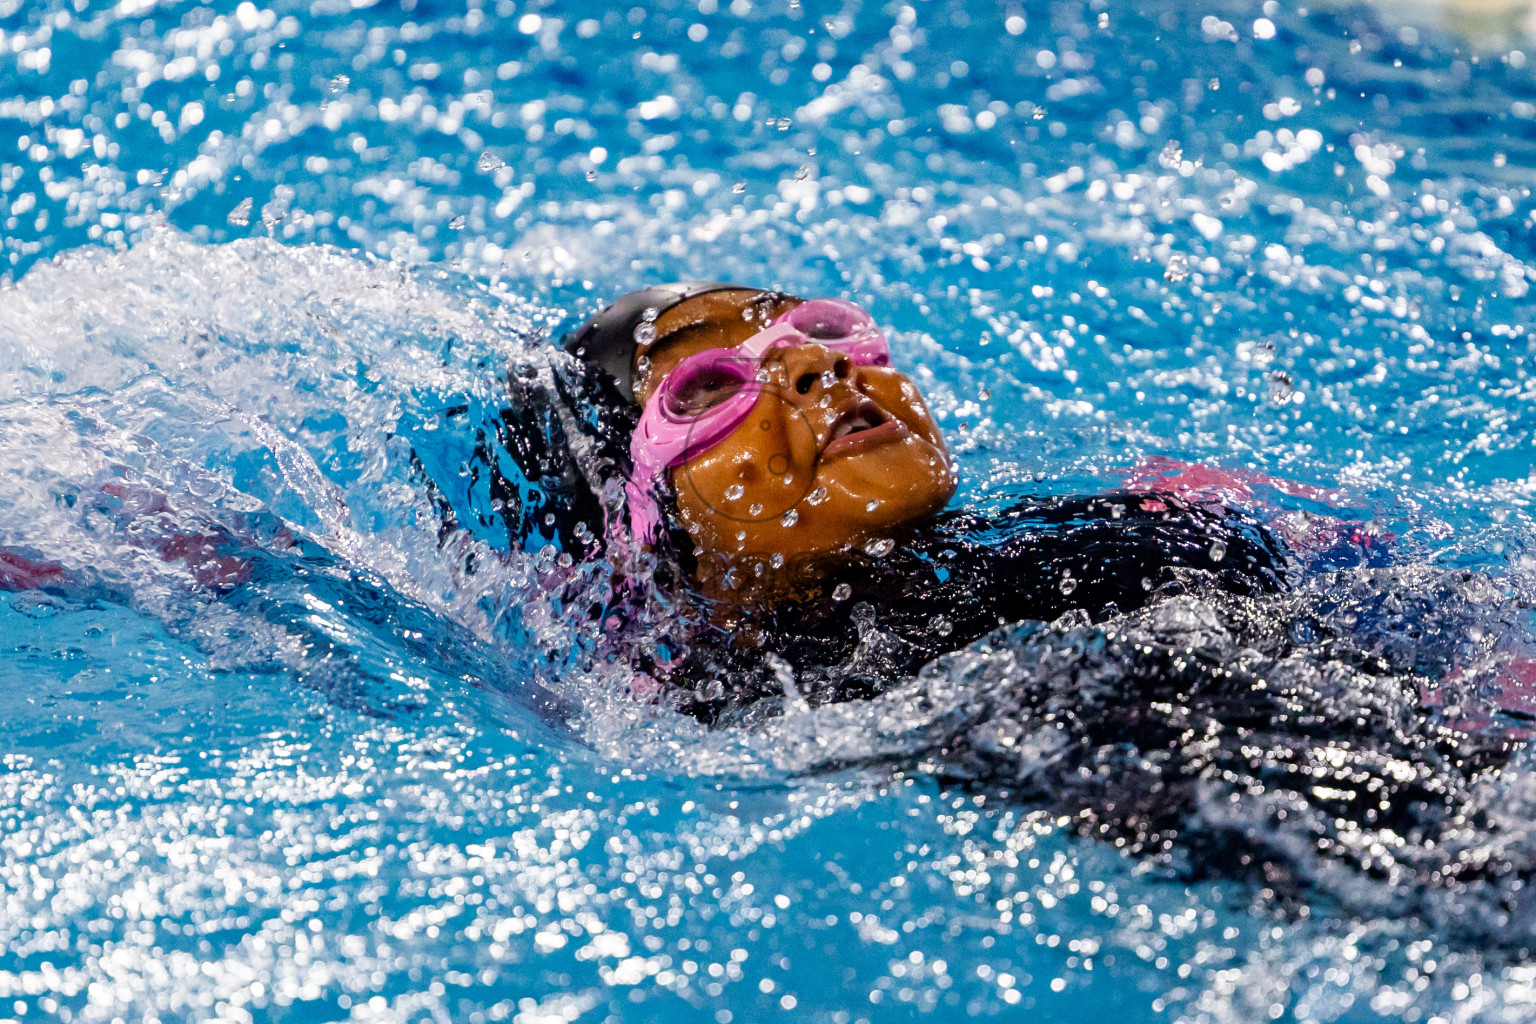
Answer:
633 290 955 591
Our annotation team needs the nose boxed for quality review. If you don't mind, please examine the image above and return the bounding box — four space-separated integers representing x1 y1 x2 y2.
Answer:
768 342 855 402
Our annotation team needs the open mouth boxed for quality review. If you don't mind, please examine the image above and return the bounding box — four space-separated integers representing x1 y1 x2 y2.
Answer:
829 401 886 441
821 400 907 460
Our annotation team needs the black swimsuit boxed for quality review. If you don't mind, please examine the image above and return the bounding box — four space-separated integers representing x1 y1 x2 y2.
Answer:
667 492 1289 724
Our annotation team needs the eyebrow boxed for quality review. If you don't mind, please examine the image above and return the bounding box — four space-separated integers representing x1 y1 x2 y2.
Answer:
643 319 750 367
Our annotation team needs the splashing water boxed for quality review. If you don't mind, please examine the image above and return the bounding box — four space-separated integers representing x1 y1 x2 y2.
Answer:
5 2 1536 1023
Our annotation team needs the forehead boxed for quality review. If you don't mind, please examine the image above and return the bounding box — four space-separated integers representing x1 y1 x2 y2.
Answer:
640 290 800 361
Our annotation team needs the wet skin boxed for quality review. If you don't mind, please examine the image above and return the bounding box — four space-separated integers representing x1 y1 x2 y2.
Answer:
632 289 956 602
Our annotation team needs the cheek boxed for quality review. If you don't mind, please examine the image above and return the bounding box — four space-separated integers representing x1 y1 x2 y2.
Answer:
863 373 946 442
669 395 820 528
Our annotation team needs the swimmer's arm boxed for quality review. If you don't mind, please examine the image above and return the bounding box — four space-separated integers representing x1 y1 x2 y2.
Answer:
1120 455 1390 559
0 550 70 592
0 482 289 595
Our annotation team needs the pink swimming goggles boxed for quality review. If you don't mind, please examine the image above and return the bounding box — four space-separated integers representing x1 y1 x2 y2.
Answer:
626 298 892 544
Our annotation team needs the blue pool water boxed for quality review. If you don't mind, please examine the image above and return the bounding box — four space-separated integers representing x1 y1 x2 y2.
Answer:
6 0 1536 1021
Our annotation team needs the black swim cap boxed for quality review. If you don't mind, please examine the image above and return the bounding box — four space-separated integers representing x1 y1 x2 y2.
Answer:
563 282 745 403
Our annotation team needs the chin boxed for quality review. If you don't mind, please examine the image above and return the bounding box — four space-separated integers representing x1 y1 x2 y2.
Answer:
820 447 954 524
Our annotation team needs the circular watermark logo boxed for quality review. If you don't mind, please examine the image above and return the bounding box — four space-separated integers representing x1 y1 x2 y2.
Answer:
675 378 816 525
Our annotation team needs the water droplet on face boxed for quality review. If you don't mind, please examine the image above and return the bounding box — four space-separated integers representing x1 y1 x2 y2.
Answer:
1164 253 1189 283
864 537 894 557
724 483 745 501
733 179 747 194
780 509 799 527
831 582 852 601
807 486 828 506
1059 574 1078 595
1159 140 1183 169
1209 539 1227 562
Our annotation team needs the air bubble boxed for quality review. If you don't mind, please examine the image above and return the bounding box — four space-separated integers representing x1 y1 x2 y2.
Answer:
780 509 799 527
776 117 792 130
865 500 880 512
328 74 350 94
1164 253 1189 283
806 486 828 505
932 615 953 636
864 537 894 557
1159 140 1183 169
832 582 852 601
1209 539 1227 562
477 151 505 172
633 321 657 345
449 215 466 230
733 179 747 193
1059 573 1078 595
748 503 763 516
770 553 785 568
724 483 745 501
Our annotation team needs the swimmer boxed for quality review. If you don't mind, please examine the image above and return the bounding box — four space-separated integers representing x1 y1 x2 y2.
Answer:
546 285 1536 911
551 284 1301 720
